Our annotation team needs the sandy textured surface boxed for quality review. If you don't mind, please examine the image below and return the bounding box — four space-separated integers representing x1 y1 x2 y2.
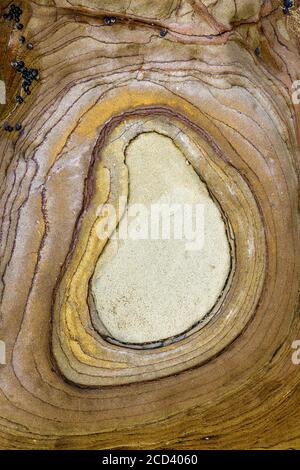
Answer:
1 0 299 449
92 132 230 343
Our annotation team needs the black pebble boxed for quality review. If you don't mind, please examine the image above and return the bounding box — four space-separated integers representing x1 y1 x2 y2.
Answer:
28 68 39 80
27 42 33 49
16 95 23 103
19 35 26 43
159 28 168 37
15 123 22 131
255 47 261 56
22 82 30 91
3 123 13 132
16 61 25 72
104 16 116 25
282 0 293 14
16 23 23 30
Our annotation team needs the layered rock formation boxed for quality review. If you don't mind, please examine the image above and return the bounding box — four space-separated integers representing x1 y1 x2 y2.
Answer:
0 0 299 450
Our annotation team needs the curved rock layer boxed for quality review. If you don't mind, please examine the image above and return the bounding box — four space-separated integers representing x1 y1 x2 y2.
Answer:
0 0 300 450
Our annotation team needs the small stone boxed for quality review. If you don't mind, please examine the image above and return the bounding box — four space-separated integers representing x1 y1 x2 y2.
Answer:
27 68 38 80
22 86 30 95
22 68 30 77
104 16 116 25
159 28 168 37
27 42 33 50
16 95 23 103
3 123 13 132
255 47 261 56
15 123 22 131
16 63 25 72
16 23 23 30
19 35 26 43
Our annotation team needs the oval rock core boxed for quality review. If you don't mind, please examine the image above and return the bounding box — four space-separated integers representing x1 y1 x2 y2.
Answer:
92 132 231 344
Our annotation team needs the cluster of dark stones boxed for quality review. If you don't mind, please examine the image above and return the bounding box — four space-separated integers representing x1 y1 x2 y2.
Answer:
2 4 33 49
12 60 39 96
3 56 39 132
2 4 23 28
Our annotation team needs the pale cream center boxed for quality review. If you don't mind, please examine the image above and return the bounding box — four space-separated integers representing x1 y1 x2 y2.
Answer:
92 132 230 344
